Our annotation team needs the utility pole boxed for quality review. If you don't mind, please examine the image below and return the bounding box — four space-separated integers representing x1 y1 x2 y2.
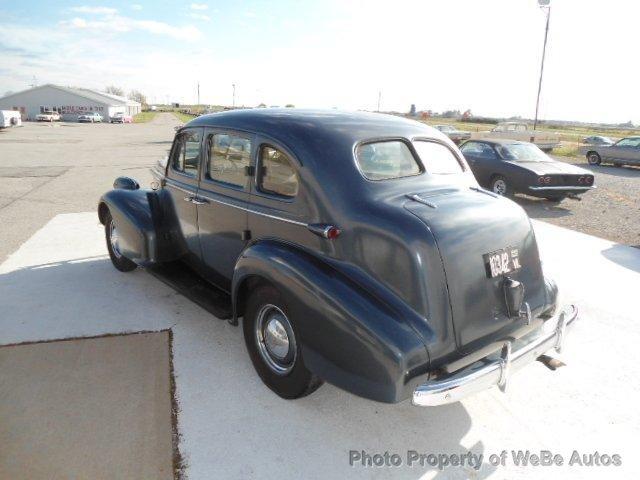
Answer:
534 0 551 130
197 81 200 106
29 76 38 88
377 90 382 112
232 83 236 108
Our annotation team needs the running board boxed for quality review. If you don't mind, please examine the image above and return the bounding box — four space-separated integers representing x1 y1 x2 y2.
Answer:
146 261 232 320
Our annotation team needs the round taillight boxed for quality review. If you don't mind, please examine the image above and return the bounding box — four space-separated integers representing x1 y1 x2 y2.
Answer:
544 176 551 184
538 176 545 184
586 176 593 184
326 226 341 240
578 177 584 184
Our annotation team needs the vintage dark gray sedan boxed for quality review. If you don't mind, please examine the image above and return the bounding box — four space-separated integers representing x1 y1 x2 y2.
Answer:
98 109 577 406
460 139 596 202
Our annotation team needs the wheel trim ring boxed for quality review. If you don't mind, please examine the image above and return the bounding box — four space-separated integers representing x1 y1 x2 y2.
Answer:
109 221 122 259
588 154 599 164
493 179 507 195
255 304 297 375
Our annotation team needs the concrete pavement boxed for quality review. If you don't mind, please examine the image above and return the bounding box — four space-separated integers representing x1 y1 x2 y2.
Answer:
1 212 638 479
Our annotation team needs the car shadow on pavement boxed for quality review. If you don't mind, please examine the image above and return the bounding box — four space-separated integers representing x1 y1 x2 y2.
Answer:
513 195 573 220
0 257 498 479
601 244 640 273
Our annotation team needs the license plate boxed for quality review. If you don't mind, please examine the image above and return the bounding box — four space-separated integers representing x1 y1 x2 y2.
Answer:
483 247 521 278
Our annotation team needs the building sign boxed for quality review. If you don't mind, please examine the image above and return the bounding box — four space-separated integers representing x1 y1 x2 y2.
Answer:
58 106 105 113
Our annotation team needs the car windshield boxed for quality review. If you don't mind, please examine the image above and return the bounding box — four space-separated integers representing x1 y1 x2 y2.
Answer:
355 141 421 180
497 143 550 162
436 125 454 132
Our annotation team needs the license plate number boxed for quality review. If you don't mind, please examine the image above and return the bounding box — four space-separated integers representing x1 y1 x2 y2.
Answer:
483 247 521 278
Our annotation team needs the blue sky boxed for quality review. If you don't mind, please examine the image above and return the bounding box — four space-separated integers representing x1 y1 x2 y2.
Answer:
0 0 638 123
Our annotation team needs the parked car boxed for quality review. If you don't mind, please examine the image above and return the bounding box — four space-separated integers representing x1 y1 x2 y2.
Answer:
472 122 560 152
582 136 640 167
36 111 60 122
110 112 133 123
582 135 614 146
98 109 577 406
433 124 471 144
78 112 103 123
460 139 595 201
0 110 22 128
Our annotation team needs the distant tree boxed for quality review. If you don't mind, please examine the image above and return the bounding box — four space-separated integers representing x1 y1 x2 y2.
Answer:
257 102 267 108
285 104 295 108
105 85 125 96
128 89 148 106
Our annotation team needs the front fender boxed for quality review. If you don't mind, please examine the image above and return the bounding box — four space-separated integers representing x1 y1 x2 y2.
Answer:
98 188 182 264
232 240 432 403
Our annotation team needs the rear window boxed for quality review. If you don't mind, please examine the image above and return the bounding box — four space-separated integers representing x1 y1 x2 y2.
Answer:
413 140 464 174
355 141 421 180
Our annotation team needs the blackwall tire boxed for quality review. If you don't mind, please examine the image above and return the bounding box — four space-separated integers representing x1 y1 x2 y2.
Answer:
105 212 137 272
587 152 601 165
243 284 322 399
490 175 510 197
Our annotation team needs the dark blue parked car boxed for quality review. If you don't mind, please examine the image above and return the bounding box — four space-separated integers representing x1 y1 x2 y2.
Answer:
98 109 577 406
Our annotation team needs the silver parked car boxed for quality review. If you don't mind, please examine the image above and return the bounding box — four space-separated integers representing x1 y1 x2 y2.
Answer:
583 136 640 167
78 112 103 123
433 125 471 144
582 135 614 146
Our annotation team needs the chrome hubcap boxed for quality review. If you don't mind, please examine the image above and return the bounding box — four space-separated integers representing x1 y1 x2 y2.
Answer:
493 179 507 195
255 304 296 375
589 154 598 164
109 221 122 259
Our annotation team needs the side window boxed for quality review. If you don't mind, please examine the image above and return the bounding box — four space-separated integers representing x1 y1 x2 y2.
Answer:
461 141 483 155
171 129 201 177
258 146 299 198
413 141 464 174
207 133 252 187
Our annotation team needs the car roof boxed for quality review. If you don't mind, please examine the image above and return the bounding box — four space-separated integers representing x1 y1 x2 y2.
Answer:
467 138 529 146
185 109 444 162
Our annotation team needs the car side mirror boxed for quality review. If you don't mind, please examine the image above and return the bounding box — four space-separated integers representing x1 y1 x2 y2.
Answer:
113 176 140 190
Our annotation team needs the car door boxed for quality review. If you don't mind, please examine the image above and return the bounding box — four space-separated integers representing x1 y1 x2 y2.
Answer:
196 129 253 290
164 127 204 262
247 138 310 252
461 141 497 186
604 138 633 163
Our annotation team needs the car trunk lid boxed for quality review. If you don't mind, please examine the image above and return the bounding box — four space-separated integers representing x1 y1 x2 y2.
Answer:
405 187 547 353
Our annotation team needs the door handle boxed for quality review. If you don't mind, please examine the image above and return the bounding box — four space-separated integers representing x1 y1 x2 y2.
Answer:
190 196 209 205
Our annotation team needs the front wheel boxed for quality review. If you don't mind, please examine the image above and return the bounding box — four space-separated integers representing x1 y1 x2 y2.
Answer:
490 175 510 196
105 213 137 272
587 152 601 165
243 284 322 399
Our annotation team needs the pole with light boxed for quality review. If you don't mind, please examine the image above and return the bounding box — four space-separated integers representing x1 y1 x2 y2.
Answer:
533 0 551 130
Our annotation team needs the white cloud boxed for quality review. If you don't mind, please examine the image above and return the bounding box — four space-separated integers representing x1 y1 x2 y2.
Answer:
190 3 208 10
70 6 118 15
61 15 202 41
188 13 210 21
130 4 143 11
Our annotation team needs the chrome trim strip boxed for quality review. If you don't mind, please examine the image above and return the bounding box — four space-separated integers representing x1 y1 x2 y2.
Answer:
529 186 596 191
197 193 308 227
412 304 578 406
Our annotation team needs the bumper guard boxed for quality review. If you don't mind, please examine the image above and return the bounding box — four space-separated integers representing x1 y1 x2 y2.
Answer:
412 304 578 406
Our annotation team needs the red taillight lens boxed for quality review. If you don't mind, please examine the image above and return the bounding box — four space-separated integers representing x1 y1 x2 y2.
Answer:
544 176 551 184
326 226 341 240
538 176 545 184
578 177 584 184
586 176 593 184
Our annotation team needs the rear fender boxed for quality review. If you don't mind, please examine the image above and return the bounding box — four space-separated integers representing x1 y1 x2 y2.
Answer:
232 240 432 403
98 188 183 264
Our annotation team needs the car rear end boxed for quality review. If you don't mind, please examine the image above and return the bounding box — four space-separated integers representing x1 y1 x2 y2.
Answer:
528 172 596 198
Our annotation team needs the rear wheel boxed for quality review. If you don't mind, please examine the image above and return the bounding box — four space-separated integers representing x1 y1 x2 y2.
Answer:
105 212 137 272
587 152 601 165
243 284 322 399
490 175 510 196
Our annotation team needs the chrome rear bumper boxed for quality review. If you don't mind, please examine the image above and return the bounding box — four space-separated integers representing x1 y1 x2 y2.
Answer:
413 305 578 406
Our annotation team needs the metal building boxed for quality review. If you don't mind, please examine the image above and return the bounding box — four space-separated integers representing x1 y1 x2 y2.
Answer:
0 84 142 122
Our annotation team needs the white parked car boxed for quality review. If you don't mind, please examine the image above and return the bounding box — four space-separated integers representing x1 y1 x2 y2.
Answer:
0 110 22 128
110 112 133 123
78 112 103 123
472 122 560 152
36 111 61 122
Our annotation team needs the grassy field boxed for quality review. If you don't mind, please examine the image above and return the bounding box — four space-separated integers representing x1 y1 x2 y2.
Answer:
133 111 158 123
172 111 197 123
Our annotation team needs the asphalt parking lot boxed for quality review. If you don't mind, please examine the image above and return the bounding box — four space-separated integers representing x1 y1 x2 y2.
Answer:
1 115 639 479
515 156 639 248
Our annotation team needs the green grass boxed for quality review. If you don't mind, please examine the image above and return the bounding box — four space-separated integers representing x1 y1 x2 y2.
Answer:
173 111 197 123
133 111 158 123
553 143 580 158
